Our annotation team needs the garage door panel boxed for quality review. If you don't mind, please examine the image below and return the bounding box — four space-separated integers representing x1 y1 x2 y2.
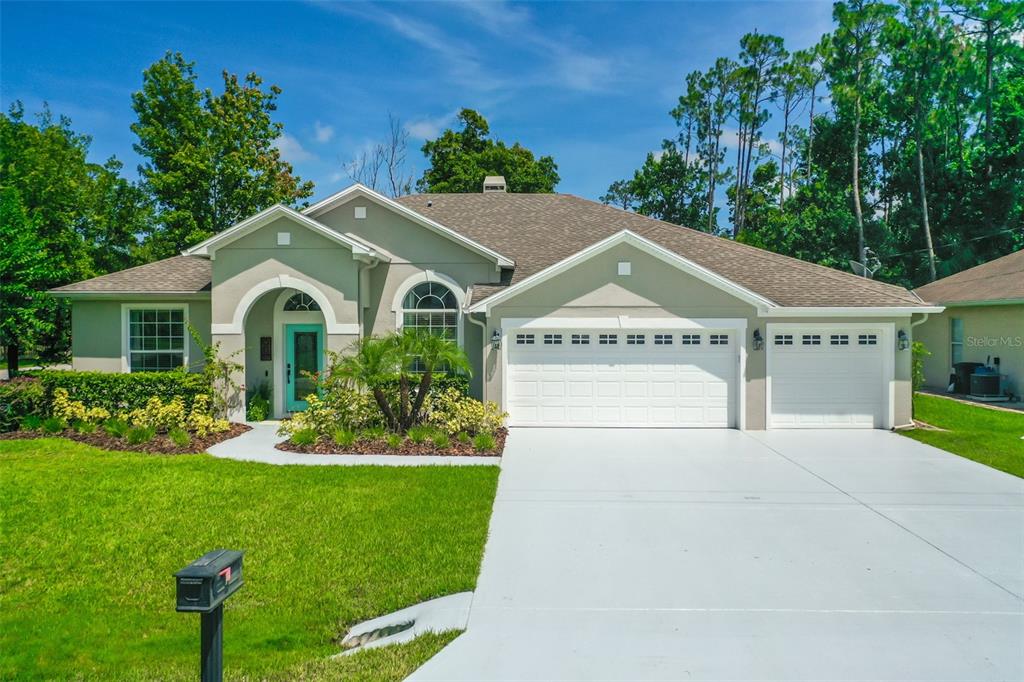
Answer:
770 327 886 429
508 327 737 428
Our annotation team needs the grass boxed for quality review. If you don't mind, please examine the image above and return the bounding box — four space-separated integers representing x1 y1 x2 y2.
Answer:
903 393 1024 478
0 438 499 680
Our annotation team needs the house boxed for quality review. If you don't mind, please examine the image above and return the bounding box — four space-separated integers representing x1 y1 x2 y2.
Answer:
913 249 1024 399
51 180 942 429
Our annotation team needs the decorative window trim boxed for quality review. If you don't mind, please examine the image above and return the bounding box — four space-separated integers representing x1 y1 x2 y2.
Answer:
120 303 190 373
392 271 466 347
283 292 321 311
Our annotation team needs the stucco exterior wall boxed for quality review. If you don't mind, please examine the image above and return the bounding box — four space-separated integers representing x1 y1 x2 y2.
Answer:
314 197 499 340
70 299 210 373
475 243 915 429
915 304 1023 395
210 215 361 328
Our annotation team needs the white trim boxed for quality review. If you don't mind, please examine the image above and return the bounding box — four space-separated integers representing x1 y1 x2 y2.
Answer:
120 303 190 373
303 183 515 268
272 289 329 418
467 230 778 314
765 322 895 430
183 204 382 260
53 292 211 300
212 275 359 335
392 270 466 348
499 315 747 430
760 306 942 317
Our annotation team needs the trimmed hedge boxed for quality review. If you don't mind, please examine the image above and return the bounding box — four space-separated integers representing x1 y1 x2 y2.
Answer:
0 377 47 432
33 370 210 414
381 373 471 397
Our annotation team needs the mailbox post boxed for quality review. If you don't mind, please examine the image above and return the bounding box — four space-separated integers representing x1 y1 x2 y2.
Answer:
175 549 244 682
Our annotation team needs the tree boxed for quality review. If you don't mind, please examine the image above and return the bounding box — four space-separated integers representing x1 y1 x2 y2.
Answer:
417 109 559 193
605 142 707 227
0 188 51 375
131 52 314 258
829 0 895 271
346 113 414 198
775 49 814 211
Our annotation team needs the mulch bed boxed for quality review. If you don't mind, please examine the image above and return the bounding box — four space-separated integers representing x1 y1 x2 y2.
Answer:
0 423 251 455
277 428 507 457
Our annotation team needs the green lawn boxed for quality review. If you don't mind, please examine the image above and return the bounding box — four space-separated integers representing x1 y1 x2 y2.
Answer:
903 393 1024 478
0 439 499 680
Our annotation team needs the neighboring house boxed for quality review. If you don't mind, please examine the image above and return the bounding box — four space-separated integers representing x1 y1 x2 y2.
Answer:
913 249 1024 399
51 180 941 429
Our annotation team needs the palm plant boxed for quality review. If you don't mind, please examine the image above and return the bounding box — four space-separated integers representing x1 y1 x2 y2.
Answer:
400 329 471 431
333 336 402 431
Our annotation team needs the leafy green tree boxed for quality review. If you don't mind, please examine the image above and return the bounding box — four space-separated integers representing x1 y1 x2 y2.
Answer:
416 109 559 193
0 188 51 375
131 52 314 258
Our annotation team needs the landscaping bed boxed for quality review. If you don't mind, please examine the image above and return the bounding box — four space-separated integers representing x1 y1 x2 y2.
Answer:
0 422 249 454
278 427 507 457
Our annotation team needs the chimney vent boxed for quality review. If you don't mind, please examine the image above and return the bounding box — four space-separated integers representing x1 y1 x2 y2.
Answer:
483 176 507 193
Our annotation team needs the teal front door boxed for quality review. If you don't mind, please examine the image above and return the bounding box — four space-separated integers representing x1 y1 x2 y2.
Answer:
285 324 323 412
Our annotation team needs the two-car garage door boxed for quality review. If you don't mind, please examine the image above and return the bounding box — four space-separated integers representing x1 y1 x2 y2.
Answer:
507 328 737 427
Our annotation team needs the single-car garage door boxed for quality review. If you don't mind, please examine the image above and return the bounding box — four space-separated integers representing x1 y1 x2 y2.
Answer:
507 328 737 427
769 326 888 428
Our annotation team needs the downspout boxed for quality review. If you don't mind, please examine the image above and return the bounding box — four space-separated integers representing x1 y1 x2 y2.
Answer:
465 291 489 402
358 256 382 338
895 312 932 431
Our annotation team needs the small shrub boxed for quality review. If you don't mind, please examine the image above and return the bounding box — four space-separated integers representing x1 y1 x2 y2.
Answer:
73 420 97 434
42 417 66 434
386 433 403 449
168 427 192 448
127 396 187 433
332 428 357 448
186 395 229 437
407 425 434 444
427 388 507 436
20 415 43 431
104 418 130 438
360 426 387 441
246 394 270 422
290 428 318 446
456 431 471 445
0 378 46 432
473 432 497 453
431 432 451 449
126 425 156 445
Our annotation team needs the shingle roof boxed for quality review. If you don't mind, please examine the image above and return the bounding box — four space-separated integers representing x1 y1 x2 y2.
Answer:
395 193 926 308
50 256 211 294
914 248 1024 304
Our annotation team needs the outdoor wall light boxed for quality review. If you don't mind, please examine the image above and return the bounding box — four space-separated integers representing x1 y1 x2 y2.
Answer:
897 329 909 350
491 328 502 350
753 328 764 351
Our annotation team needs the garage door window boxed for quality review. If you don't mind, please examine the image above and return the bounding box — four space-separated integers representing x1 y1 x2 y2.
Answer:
571 333 590 345
654 333 672 345
775 334 793 345
681 334 701 345
802 334 822 346
858 334 878 346
599 334 617 345
830 334 849 345
710 334 729 345
516 333 535 345
543 333 563 345
626 334 646 345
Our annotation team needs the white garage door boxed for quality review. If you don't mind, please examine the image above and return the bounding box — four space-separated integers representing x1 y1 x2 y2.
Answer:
507 329 737 427
769 327 887 428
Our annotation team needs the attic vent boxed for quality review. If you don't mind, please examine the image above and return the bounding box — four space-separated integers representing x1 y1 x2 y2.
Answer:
483 175 507 193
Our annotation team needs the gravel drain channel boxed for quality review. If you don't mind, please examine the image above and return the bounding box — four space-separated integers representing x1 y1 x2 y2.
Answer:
334 591 474 655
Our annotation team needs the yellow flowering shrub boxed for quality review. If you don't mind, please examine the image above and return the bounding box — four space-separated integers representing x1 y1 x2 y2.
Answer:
127 396 188 432
186 394 229 437
426 387 507 436
51 388 110 425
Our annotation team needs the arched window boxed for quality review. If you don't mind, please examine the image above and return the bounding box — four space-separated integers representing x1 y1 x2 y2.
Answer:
402 282 458 339
283 292 321 311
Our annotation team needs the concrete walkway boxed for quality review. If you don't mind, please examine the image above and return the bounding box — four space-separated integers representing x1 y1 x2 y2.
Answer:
206 422 498 466
410 428 1024 681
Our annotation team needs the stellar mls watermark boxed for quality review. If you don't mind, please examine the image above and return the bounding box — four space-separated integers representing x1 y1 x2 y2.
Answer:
966 336 1023 348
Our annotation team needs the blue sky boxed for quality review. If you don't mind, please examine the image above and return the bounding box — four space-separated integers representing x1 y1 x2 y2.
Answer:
1 1 834 203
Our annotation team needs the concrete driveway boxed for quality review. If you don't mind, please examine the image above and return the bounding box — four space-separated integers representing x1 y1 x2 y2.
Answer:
410 428 1024 681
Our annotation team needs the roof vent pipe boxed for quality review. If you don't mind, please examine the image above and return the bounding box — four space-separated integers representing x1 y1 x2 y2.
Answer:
482 176 507 193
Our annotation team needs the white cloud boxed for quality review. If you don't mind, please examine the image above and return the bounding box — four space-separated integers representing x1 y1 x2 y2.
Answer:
313 121 335 143
275 133 316 163
406 111 459 140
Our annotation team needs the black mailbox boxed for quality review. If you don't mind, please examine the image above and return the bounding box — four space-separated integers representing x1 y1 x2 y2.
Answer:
175 549 244 613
